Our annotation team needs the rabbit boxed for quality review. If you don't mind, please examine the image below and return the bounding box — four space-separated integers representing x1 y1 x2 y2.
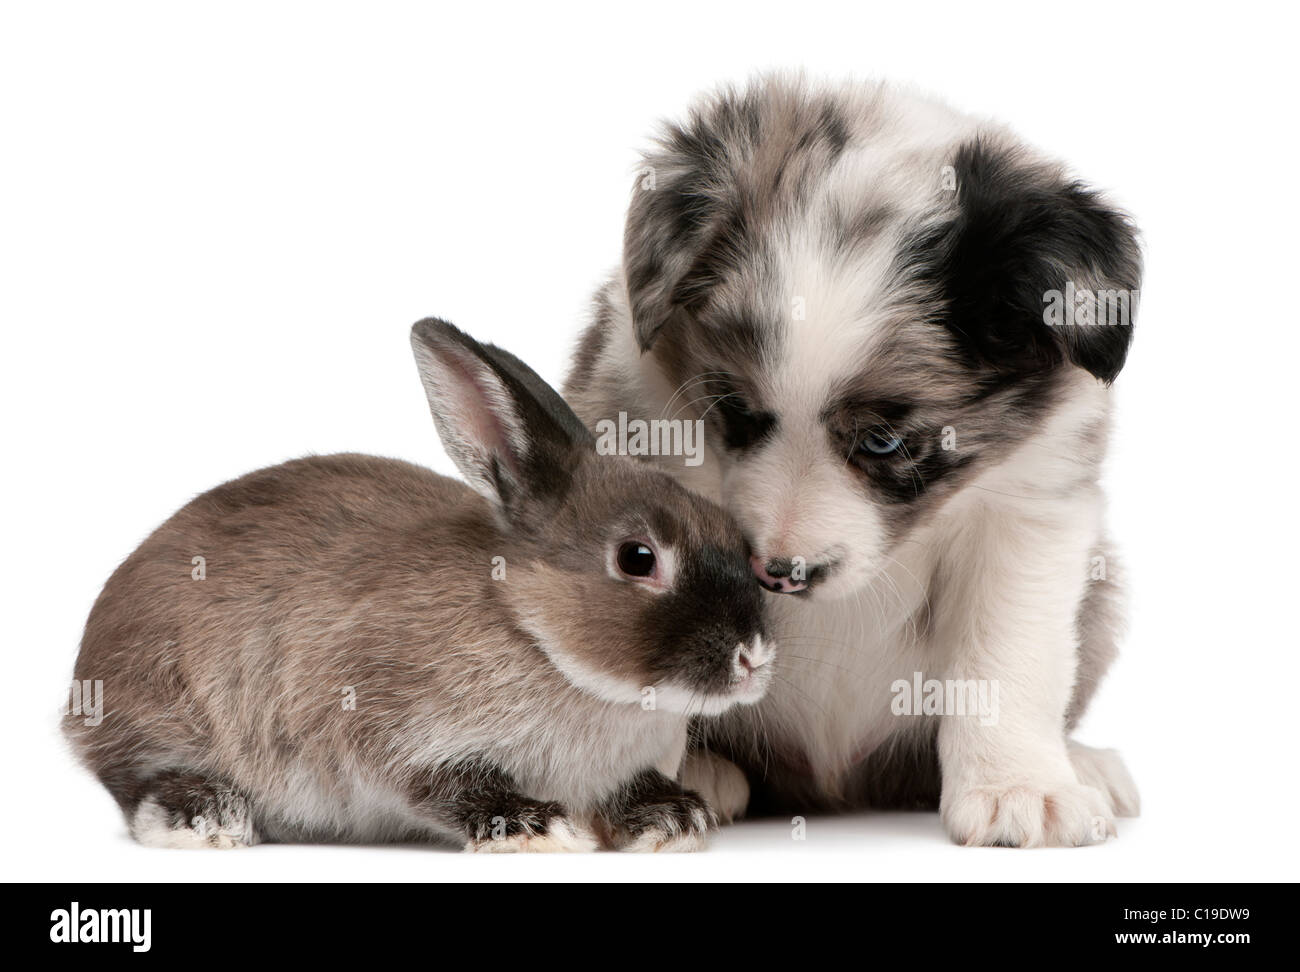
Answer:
64 318 773 852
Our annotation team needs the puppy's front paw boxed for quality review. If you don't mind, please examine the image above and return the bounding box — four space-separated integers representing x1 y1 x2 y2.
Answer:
680 751 750 824
941 781 1115 848
620 791 716 853
1069 741 1140 817
463 803 598 853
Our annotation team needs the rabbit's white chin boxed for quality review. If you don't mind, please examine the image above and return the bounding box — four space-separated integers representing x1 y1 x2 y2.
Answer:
654 671 773 717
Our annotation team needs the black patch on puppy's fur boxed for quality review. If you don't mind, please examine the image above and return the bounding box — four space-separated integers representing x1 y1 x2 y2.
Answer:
906 138 1141 385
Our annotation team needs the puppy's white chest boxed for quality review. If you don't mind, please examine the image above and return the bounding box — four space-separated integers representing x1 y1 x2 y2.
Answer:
757 565 932 780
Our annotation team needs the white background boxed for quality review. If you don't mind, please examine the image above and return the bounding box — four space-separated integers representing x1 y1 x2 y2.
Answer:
3 0 1297 882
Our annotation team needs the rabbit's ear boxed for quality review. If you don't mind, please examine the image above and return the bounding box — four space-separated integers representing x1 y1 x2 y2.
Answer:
410 318 593 513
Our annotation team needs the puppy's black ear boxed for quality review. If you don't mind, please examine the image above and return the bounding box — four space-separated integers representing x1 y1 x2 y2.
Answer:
920 137 1142 384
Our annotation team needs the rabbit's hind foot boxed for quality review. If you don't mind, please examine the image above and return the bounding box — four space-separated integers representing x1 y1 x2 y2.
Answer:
127 769 259 849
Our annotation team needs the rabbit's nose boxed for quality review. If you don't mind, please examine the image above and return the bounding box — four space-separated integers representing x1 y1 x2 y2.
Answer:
737 635 773 672
750 555 808 594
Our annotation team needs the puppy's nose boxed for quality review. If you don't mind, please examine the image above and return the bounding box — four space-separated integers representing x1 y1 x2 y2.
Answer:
750 555 808 594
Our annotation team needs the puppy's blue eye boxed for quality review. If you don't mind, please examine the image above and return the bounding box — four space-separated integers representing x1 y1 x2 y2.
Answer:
859 430 903 455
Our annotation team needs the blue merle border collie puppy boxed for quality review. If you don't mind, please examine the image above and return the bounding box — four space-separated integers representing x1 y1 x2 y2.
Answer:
564 74 1142 847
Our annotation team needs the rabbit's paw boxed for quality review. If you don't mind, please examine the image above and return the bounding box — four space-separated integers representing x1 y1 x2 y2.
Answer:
129 770 258 849
463 801 597 853
618 790 716 853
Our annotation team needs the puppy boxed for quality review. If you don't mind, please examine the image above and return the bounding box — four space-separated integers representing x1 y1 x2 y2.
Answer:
563 75 1141 846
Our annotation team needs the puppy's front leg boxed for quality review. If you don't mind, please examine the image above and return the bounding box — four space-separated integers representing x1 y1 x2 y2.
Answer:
933 502 1115 847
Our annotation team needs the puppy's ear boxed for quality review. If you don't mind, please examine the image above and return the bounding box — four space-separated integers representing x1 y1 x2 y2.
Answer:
622 98 751 352
921 137 1142 384
410 319 593 514
622 162 710 352
622 83 852 352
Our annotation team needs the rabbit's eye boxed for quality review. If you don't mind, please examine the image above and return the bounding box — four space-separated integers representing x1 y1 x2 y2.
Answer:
616 541 657 578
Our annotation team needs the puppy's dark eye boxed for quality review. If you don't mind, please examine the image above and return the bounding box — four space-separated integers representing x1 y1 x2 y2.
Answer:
616 541 657 578
859 429 903 456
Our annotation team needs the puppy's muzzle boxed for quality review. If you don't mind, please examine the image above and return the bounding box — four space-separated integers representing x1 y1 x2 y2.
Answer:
750 555 829 594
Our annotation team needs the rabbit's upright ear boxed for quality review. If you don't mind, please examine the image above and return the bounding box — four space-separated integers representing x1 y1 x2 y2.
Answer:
410 318 594 513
